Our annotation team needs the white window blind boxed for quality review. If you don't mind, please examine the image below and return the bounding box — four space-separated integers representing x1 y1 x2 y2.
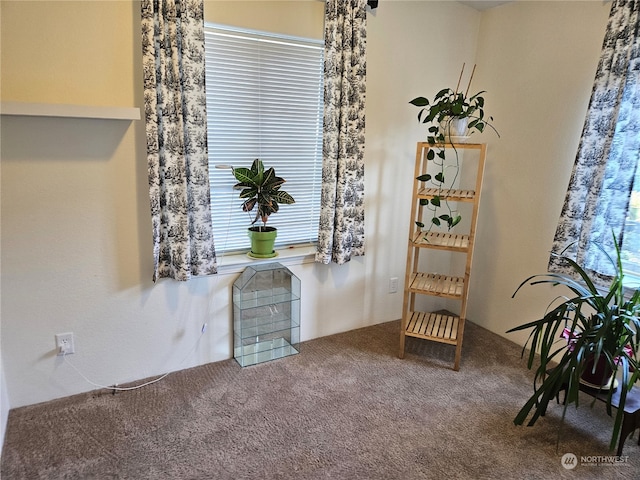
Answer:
204 24 324 254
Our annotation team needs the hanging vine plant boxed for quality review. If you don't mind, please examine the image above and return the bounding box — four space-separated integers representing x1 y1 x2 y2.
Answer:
409 64 499 232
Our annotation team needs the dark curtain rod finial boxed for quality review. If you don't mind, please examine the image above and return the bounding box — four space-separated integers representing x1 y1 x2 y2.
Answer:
368 0 378 9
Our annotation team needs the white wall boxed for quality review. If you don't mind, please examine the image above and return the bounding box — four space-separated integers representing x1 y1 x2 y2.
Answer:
204 0 324 37
468 0 610 345
0 42 6 447
1 358 8 456
0 1 480 409
366 1 482 320
0 0 613 415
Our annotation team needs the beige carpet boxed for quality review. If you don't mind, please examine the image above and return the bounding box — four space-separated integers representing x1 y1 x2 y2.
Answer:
1 320 638 479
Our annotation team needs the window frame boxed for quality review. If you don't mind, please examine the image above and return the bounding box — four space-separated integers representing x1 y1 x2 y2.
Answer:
203 23 325 257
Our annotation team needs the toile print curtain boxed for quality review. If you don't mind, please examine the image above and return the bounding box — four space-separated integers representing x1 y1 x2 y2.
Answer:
315 0 367 265
141 0 217 282
549 0 640 284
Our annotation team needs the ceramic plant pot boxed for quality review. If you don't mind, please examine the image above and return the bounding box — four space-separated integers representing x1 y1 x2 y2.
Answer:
247 227 277 258
439 116 469 141
580 354 615 389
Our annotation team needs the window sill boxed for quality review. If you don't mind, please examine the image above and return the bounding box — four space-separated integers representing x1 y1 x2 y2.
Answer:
216 244 317 274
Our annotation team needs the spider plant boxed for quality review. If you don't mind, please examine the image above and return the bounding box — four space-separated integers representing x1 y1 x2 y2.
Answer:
507 235 640 450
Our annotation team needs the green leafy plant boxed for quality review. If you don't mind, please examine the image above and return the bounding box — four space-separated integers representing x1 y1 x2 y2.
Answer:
507 235 640 450
409 88 494 137
232 159 295 231
409 64 498 232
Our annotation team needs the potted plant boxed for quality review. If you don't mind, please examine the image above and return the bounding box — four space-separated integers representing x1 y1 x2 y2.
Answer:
507 235 640 450
232 158 295 258
409 64 498 232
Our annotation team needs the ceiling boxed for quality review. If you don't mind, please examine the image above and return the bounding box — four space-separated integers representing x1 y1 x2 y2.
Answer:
458 1 512 10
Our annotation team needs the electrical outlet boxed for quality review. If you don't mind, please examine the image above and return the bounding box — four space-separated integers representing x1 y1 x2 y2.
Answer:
55 333 75 355
389 277 399 294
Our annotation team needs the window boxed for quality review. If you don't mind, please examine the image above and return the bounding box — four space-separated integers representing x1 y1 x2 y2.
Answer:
204 24 324 254
621 168 640 286
548 3 640 289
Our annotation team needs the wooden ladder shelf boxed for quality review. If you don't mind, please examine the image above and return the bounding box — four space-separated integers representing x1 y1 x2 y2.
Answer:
399 142 487 370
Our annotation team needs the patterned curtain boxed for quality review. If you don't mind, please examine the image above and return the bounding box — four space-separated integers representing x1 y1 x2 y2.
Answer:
315 0 367 265
141 0 217 281
549 0 640 283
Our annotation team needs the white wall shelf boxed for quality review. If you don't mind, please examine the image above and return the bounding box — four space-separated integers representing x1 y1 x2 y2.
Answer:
0 102 141 120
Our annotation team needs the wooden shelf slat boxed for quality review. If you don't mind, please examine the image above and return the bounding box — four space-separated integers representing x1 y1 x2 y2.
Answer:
411 232 470 251
408 272 464 298
417 187 476 202
416 142 484 150
405 311 459 345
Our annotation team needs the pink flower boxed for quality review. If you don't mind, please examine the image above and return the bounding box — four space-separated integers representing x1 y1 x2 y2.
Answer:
560 328 636 372
560 327 579 352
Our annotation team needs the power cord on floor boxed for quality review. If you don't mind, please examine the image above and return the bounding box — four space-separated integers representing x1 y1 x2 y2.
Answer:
61 168 242 393
62 323 208 393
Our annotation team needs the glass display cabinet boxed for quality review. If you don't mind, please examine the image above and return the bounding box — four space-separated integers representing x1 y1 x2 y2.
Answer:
233 262 301 367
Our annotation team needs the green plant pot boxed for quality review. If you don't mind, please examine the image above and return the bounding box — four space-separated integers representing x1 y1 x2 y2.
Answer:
247 227 278 258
